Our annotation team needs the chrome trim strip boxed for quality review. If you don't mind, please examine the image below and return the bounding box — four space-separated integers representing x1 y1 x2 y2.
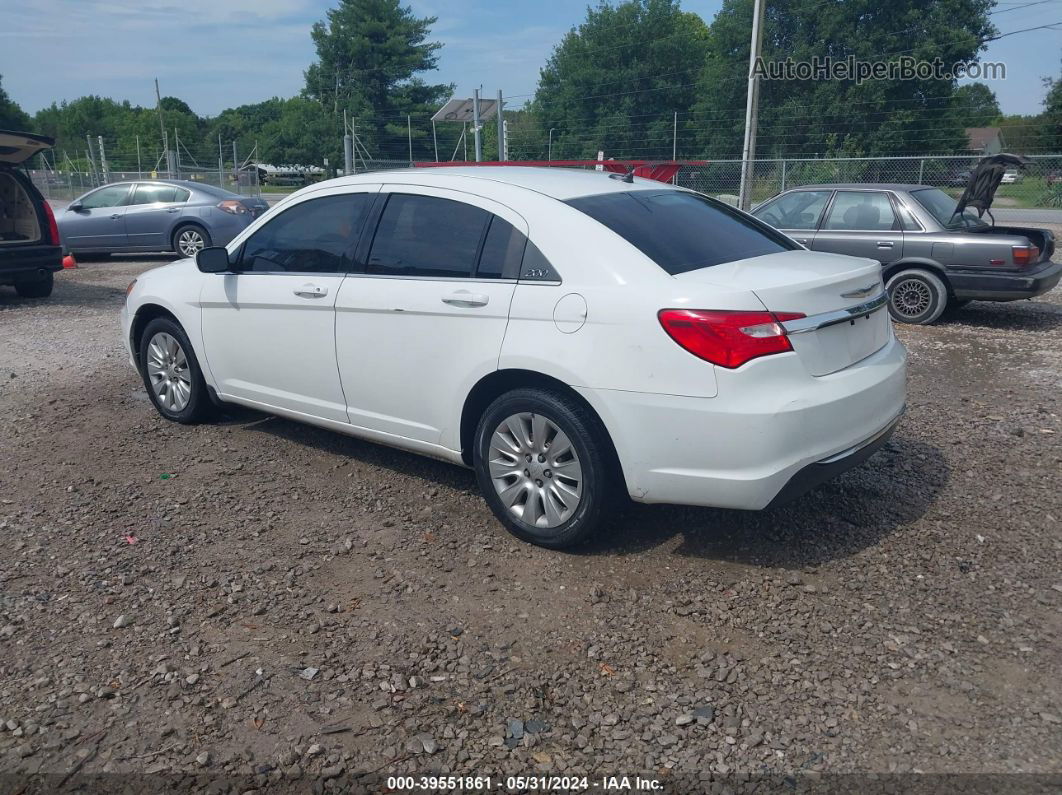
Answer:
782 292 888 335
817 406 905 465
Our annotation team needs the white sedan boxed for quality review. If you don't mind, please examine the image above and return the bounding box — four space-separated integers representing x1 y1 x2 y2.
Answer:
121 167 906 548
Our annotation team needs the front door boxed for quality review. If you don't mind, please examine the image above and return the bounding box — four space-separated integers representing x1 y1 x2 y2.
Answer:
199 187 379 421
124 183 191 249
334 188 522 445
811 190 904 263
61 183 132 250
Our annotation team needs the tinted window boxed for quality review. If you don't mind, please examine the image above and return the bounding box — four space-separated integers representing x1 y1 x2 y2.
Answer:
823 192 897 231
132 184 189 205
476 217 527 279
368 194 489 278
753 190 832 230
240 193 372 273
80 185 130 209
566 190 795 275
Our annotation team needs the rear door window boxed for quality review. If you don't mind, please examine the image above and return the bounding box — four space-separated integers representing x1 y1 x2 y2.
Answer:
367 194 489 278
475 216 527 279
822 191 898 231
132 184 188 205
566 190 795 275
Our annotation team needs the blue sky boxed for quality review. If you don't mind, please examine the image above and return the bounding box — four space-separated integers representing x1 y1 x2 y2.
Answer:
2 0 1059 118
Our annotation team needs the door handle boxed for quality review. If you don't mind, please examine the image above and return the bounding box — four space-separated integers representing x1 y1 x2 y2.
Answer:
442 291 489 307
166 207 180 213
110 213 121 220
794 238 810 245
876 241 895 248
293 284 328 298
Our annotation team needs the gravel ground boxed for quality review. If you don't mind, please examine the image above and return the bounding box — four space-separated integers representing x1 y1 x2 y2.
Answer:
0 252 1060 793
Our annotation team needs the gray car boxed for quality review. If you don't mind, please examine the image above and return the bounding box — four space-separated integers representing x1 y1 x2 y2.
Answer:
58 179 269 258
750 184 1060 324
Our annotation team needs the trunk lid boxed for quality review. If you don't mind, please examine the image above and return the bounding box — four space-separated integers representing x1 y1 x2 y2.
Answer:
675 250 890 376
0 130 54 165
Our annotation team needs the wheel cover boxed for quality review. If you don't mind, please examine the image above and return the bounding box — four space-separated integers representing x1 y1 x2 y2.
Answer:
178 229 205 256
146 332 192 412
488 412 583 530
891 278 932 318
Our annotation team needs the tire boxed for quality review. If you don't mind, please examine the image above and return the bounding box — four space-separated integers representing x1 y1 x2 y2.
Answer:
473 387 619 549
14 271 54 298
885 268 948 325
137 317 214 424
172 225 211 258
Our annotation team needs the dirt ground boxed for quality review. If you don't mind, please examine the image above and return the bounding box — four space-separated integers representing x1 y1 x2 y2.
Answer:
0 253 1060 793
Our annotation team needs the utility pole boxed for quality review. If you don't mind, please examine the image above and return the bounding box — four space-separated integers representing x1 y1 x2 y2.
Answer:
472 89 482 163
96 136 108 182
174 127 181 176
407 115 413 163
85 135 97 184
432 120 439 162
672 112 678 161
738 0 766 211
496 90 505 162
218 132 224 188
136 135 142 178
463 122 468 161
548 128 555 162
343 110 353 175
155 78 173 177
233 140 239 188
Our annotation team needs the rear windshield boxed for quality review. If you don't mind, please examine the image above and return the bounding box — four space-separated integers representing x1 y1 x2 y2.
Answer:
565 190 796 275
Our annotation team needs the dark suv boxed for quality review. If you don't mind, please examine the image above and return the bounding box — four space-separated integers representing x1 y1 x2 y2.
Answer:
0 130 63 298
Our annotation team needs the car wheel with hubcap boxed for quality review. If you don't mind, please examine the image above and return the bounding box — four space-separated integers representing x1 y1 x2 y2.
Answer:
885 268 948 325
173 225 211 258
474 388 618 549
138 317 214 424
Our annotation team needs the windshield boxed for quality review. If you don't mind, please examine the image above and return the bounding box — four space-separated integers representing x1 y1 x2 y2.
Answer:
911 188 986 229
565 190 796 275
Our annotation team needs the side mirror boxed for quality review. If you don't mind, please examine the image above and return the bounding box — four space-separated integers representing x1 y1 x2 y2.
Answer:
196 246 231 273
68 201 83 212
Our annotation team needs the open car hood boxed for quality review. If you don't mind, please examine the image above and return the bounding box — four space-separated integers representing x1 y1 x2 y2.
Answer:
0 130 55 165
955 153 1028 219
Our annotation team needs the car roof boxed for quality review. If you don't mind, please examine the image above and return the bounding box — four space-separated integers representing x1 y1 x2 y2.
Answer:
327 166 674 201
782 183 929 193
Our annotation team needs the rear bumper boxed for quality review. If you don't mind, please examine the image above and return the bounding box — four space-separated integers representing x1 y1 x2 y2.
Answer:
950 260 1062 301
577 336 907 510
0 245 63 283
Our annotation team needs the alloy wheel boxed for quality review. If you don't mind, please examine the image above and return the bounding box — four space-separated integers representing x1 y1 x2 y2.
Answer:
146 332 192 412
488 412 583 529
177 229 205 257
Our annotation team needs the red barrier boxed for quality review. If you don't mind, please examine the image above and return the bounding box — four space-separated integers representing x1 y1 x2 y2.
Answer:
413 159 705 185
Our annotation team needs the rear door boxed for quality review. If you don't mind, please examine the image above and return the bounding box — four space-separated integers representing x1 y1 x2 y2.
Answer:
60 184 132 250
200 187 378 421
333 187 522 444
811 190 903 263
124 183 191 249
751 189 832 248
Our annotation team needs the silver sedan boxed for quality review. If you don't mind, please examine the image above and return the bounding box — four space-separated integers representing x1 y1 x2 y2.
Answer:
58 179 269 257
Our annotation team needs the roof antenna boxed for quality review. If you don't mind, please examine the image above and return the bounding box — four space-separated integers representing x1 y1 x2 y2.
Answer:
609 165 636 183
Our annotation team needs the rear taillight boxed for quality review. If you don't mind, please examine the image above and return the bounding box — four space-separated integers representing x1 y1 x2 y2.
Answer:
217 200 248 215
41 200 60 246
1012 245 1039 267
658 309 806 369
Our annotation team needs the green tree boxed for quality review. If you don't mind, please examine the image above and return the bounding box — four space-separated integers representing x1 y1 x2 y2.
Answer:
694 0 996 159
951 83 1002 128
1042 56 1062 152
304 0 452 160
534 0 710 160
0 75 31 131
